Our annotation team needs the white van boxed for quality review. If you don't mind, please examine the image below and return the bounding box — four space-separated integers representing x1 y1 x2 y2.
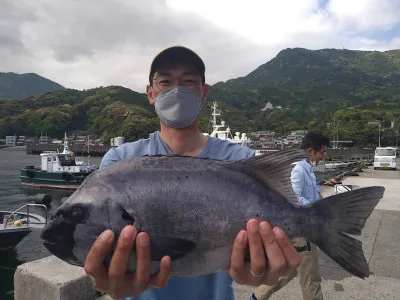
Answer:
374 147 397 170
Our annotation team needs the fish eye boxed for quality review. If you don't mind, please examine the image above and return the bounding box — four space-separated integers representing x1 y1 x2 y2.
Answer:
69 205 87 224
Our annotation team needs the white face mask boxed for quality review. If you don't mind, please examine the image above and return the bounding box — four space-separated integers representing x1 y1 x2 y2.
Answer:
153 86 202 129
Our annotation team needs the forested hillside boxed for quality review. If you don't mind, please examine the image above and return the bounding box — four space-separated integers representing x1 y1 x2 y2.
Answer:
1 48 400 147
207 48 400 146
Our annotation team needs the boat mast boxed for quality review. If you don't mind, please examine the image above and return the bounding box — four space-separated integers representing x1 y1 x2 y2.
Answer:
87 135 90 165
63 132 70 154
211 102 221 132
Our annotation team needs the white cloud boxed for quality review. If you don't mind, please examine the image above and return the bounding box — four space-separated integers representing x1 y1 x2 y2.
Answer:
327 0 400 32
0 0 399 93
167 0 329 46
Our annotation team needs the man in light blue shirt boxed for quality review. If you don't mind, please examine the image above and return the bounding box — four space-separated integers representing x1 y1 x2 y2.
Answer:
83 46 301 300
252 132 330 300
290 158 322 207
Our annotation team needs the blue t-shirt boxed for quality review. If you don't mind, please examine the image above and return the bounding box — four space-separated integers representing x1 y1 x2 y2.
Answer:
99 131 255 300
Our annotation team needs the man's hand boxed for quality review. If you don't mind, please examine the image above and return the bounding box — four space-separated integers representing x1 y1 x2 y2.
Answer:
227 219 301 286
84 225 171 299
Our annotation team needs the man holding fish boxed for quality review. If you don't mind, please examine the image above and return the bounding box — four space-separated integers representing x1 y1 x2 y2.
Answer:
84 46 302 299
40 46 384 300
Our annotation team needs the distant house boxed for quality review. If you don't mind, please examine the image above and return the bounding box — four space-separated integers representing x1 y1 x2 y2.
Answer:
285 130 307 145
16 136 26 146
75 136 88 145
250 131 279 149
6 135 17 147
51 139 63 145
251 130 276 138
39 135 51 145
25 137 37 144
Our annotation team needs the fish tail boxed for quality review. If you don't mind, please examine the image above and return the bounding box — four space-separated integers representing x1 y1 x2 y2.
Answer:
309 186 384 279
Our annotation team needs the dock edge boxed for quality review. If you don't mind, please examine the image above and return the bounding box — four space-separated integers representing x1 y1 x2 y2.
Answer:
14 255 112 300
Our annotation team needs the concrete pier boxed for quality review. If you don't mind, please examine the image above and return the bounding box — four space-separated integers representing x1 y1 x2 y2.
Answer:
14 256 98 300
14 163 400 300
26 142 109 156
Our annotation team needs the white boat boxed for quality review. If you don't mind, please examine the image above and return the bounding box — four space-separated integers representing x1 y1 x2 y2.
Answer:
203 102 252 147
0 203 48 251
203 102 280 156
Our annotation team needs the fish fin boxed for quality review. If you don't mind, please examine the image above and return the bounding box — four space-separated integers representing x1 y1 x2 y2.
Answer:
238 148 307 206
149 237 196 261
310 186 385 279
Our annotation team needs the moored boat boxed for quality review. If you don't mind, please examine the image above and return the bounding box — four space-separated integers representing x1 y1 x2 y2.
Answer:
0 203 48 251
203 102 253 146
20 133 98 191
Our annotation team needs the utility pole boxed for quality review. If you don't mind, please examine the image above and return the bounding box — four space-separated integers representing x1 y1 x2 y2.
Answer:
367 121 382 147
336 119 339 149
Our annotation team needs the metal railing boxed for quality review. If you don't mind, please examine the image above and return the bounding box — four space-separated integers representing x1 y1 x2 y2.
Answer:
3 204 48 228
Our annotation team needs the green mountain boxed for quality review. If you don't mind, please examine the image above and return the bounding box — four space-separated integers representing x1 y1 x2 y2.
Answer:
1 48 400 147
0 72 65 100
205 48 400 147
0 86 159 142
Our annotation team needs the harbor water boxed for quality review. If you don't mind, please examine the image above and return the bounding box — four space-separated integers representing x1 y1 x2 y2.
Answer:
0 147 103 300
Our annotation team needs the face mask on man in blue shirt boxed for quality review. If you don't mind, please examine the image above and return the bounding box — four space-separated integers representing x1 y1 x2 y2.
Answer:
154 86 203 129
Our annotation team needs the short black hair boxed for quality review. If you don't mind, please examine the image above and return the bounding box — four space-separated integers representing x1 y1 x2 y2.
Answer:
300 132 330 150
149 46 205 86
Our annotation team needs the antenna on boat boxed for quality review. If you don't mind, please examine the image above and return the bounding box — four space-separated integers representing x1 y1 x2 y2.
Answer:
87 135 90 166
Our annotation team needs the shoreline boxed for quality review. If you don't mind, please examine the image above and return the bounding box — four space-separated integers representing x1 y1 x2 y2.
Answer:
0 146 27 151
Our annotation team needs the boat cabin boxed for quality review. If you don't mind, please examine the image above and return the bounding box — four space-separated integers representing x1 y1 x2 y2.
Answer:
40 152 82 173
38 133 97 174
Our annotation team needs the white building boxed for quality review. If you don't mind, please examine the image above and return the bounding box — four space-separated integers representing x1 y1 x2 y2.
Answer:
39 135 51 145
6 135 17 147
261 102 274 111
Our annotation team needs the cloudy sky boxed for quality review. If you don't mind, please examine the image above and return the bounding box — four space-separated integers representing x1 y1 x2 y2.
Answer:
1 0 399 92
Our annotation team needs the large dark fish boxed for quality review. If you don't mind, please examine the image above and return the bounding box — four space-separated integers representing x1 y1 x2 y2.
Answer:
40 149 385 279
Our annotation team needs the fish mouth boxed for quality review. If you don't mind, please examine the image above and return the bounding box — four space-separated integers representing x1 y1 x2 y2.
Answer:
40 218 83 267
42 240 82 266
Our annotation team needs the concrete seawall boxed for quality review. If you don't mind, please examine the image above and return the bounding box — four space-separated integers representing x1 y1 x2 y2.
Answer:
14 256 104 300
26 143 109 156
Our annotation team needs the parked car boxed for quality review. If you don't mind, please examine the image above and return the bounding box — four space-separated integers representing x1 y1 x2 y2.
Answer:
374 147 397 170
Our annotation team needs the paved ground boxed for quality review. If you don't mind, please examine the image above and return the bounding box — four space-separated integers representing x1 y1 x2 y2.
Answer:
233 163 400 300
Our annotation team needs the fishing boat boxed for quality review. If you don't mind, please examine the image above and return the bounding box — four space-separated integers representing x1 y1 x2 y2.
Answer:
20 133 98 191
0 203 48 251
203 102 253 146
203 102 279 156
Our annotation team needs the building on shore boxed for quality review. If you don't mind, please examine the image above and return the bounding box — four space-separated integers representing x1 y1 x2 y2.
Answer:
250 131 280 149
6 135 17 147
284 130 307 146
